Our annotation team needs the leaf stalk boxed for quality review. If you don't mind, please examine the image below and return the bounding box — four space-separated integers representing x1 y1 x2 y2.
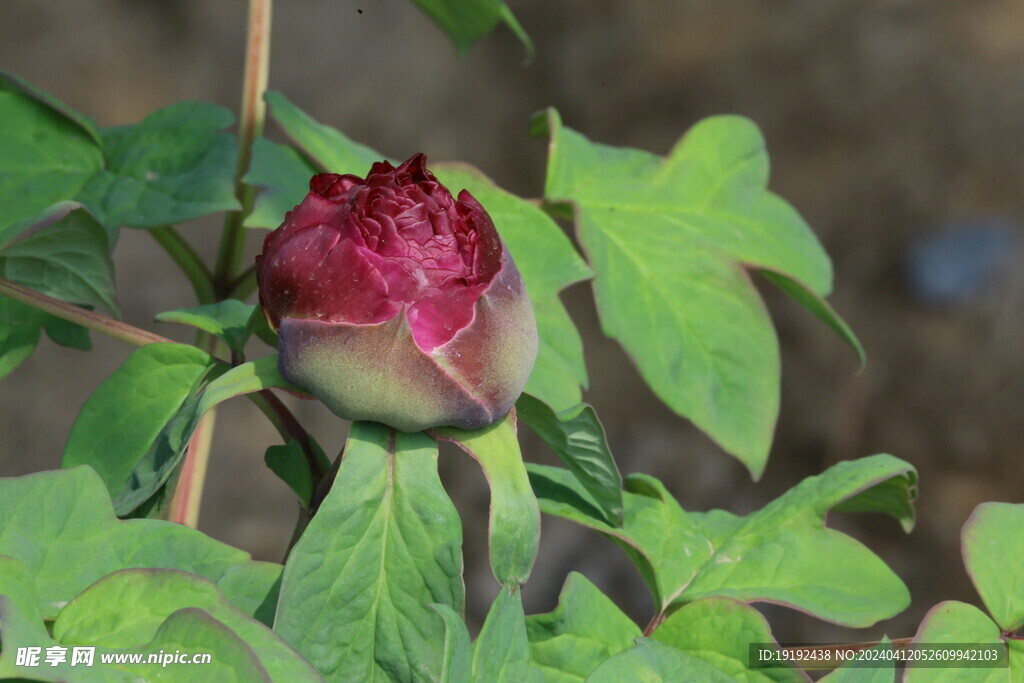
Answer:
0 277 172 347
214 0 272 297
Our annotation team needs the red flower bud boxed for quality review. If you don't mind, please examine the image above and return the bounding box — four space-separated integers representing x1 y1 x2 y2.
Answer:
256 154 538 432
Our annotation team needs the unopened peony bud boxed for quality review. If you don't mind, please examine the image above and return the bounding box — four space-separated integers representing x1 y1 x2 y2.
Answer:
256 154 538 432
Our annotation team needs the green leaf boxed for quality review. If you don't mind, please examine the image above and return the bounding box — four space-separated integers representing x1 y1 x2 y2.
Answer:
434 415 540 587
264 441 314 509
0 557 93 681
62 342 213 499
905 601 1008 683
215 562 283 628
0 557 274 682
962 503 1024 632
0 556 48 640
43 313 92 350
820 637 895 682
124 608 274 682
0 205 119 316
586 638 735 682
0 69 101 146
275 422 464 682
244 137 318 229
759 269 865 368
516 394 622 526
198 354 301 406
431 604 473 683
651 597 803 681
0 74 103 241
535 108 860 477
472 588 540 683
525 572 639 682
0 296 45 379
435 163 591 410
75 101 240 229
112 354 298 516
52 569 321 681
530 454 916 627
406 0 533 57
0 466 282 622
155 300 258 356
265 90 386 174
245 93 387 230
679 456 915 625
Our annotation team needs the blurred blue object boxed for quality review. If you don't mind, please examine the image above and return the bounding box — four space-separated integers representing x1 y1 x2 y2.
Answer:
904 219 1021 306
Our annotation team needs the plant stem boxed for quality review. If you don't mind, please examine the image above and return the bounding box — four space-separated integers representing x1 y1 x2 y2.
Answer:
150 226 216 305
248 389 328 481
214 0 272 298
228 264 259 301
0 277 172 347
165 331 223 528
166 400 217 527
171 0 273 527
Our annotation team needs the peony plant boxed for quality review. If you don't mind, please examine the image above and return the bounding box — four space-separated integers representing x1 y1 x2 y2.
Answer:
0 1 1021 682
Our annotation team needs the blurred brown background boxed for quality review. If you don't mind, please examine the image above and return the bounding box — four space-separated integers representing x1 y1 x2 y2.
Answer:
3 0 1024 646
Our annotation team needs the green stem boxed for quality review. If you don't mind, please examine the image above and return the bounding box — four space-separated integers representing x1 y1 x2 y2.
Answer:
214 0 272 297
228 264 258 301
166 398 217 527
167 331 222 528
248 389 328 481
172 0 273 526
150 226 216 304
0 277 172 347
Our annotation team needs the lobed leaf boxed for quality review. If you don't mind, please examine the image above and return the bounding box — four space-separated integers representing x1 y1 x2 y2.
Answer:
586 638 735 682
651 597 805 682
0 467 282 622
43 313 92 350
431 604 473 683
434 415 540 587
75 101 240 230
529 454 916 627
516 393 622 526
0 565 275 682
62 342 213 499
244 137 318 229
264 90 385 175
525 572 640 682
0 73 102 241
405 0 533 57
0 205 113 375
819 637 895 682
962 503 1024 633
0 296 45 379
905 601 1009 683
0 69 102 146
534 108 862 477
264 441 315 509
155 300 259 356
472 588 541 683
0 75 239 245
0 205 118 316
52 569 320 681
274 422 464 682
112 354 300 515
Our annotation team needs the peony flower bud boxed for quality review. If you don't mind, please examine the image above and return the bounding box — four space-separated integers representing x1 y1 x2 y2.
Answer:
256 154 538 432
